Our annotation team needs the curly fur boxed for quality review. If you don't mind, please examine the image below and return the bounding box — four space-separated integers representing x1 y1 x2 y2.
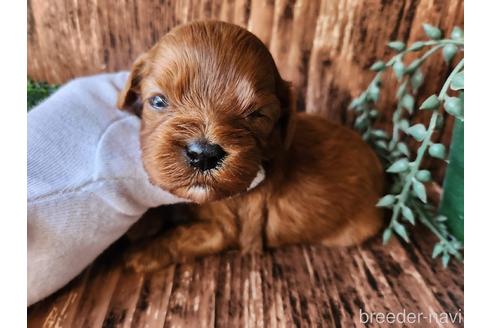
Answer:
118 21 384 272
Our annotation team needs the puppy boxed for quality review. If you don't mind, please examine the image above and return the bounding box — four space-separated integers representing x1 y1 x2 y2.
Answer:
118 21 384 272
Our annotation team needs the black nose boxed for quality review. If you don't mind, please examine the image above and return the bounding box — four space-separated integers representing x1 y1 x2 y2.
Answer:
185 140 227 171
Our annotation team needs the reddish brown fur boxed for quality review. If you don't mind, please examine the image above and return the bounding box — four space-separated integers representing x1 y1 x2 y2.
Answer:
118 21 384 272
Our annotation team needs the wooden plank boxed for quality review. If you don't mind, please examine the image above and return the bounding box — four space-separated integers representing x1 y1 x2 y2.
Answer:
28 229 464 327
128 266 176 328
27 267 91 328
101 269 144 328
259 250 289 328
283 0 321 111
269 0 295 75
275 246 322 327
364 238 458 328
69 263 122 328
162 263 191 327
243 254 266 328
247 0 275 47
307 246 358 328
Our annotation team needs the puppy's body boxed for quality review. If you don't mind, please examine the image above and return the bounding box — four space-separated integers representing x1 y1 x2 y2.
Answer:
119 21 384 271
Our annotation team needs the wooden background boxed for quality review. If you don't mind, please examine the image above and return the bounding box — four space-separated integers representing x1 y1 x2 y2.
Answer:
27 0 463 181
27 2 464 326
28 226 464 328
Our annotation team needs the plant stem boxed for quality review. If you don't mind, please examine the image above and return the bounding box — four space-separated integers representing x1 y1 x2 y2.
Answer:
389 105 404 151
439 59 464 100
419 44 445 62
396 40 462 63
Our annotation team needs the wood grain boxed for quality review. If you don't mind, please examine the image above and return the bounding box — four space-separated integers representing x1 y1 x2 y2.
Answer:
27 226 463 327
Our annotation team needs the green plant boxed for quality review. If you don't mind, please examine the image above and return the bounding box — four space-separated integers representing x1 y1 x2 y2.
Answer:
27 78 58 110
350 24 464 267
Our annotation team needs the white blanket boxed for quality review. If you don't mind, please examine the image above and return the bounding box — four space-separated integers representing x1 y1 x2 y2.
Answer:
27 72 187 305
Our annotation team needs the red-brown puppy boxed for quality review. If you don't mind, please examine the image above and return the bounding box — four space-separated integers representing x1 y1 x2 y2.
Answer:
118 20 384 272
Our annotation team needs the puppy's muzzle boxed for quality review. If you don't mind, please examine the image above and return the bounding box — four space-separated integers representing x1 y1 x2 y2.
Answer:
184 139 227 171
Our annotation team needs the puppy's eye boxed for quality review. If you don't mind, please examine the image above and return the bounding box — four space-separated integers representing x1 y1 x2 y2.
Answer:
247 110 267 120
148 95 169 111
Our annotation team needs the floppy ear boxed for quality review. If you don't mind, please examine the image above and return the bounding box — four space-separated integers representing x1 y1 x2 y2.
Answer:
117 52 149 116
276 79 297 149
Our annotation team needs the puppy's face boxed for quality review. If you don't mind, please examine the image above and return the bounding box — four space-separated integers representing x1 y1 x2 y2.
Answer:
118 21 295 203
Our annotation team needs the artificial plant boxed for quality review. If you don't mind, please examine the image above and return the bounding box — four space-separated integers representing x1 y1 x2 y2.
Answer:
27 78 58 110
350 24 464 266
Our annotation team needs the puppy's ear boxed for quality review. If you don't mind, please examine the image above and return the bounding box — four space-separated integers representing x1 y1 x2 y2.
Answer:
276 79 297 149
117 53 149 116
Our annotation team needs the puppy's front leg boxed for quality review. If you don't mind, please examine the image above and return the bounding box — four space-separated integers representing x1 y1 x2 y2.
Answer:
238 195 266 254
126 205 238 273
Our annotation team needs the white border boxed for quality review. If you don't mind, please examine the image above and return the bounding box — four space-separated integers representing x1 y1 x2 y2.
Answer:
465 1 492 327
0 0 27 325
0 1 481 325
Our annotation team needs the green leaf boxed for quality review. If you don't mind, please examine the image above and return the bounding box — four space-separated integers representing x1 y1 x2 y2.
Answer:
393 222 410 242
442 252 451 268
429 143 446 159
382 228 393 245
457 92 464 121
354 114 368 129
401 94 415 113
451 26 464 40
27 79 59 110
397 142 410 157
369 109 379 118
354 105 366 114
423 23 442 40
408 41 425 51
411 69 424 92
390 150 401 157
376 194 396 208
393 59 405 80
371 129 388 139
367 84 380 102
375 140 388 150
401 205 415 224
435 112 444 129
444 96 464 117
432 243 444 258
350 95 365 109
419 94 440 110
412 179 427 203
442 44 458 63
407 124 427 141
387 41 406 52
452 240 463 250
386 158 409 173
436 215 448 222
416 170 431 182
450 71 464 90
399 119 410 132
370 60 386 71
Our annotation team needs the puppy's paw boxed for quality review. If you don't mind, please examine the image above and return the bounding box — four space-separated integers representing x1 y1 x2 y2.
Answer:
124 245 173 273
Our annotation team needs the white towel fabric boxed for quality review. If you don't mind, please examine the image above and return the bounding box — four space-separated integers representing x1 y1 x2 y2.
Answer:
27 72 188 305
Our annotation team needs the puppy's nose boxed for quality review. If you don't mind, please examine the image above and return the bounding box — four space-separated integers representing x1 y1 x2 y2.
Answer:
185 140 227 171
